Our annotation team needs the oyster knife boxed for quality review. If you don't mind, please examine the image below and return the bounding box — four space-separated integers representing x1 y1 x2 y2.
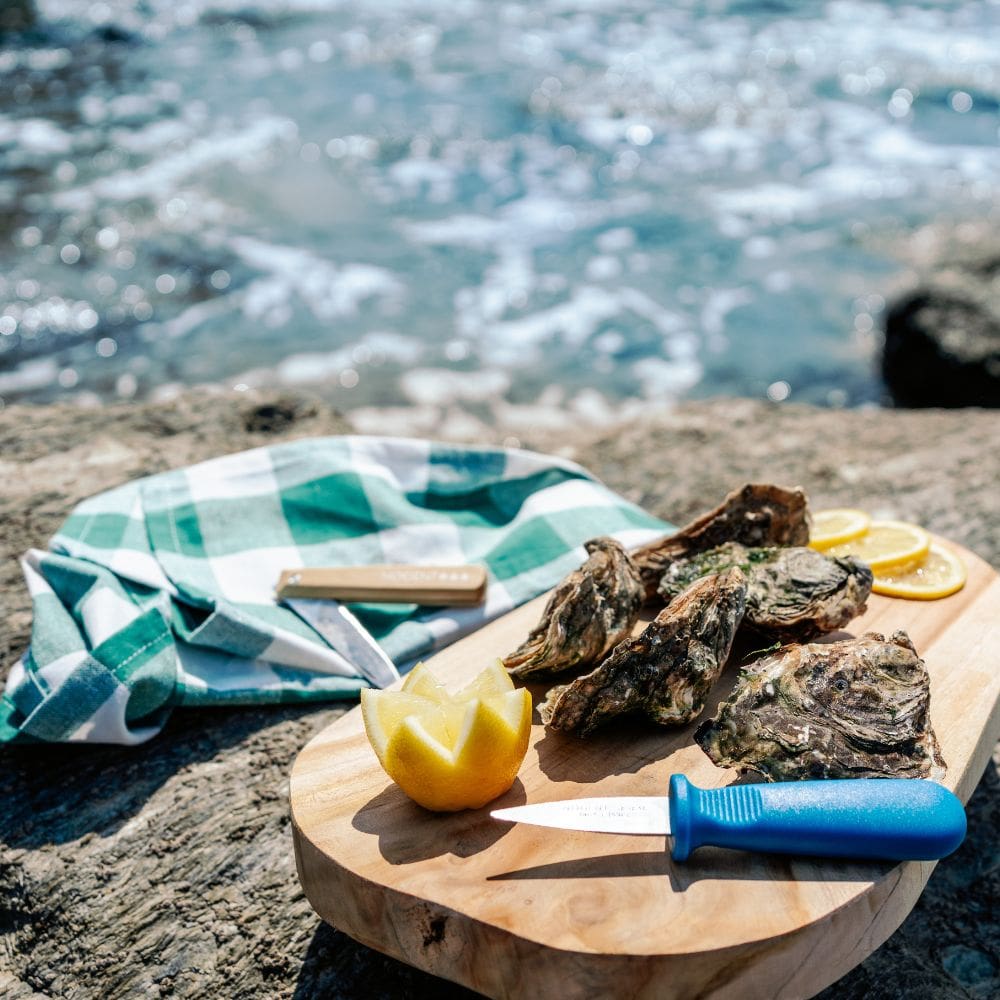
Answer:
283 597 400 689
276 563 488 688
491 775 966 863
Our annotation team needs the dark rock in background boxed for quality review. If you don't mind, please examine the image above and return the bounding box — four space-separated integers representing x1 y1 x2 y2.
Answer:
883 237 1000 408
0 0 35 33
1 391 998 999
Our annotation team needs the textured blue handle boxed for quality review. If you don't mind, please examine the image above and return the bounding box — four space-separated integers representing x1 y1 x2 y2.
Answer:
668 774 966 863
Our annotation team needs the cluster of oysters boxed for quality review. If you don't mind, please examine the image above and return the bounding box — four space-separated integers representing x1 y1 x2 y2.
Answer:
502 484 945 782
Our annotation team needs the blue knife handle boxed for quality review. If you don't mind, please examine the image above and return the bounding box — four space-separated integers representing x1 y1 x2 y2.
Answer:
668 774 966 863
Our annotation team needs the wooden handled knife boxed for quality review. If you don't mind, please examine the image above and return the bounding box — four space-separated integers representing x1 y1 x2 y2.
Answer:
275 564 488 606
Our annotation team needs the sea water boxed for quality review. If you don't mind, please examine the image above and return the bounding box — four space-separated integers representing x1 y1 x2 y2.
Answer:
1 0 998 433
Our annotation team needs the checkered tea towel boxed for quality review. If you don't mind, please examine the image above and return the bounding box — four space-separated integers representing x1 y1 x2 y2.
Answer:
1 436 671 745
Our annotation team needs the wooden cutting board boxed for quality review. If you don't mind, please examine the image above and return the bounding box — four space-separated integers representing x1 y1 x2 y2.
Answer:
290 537 1000 999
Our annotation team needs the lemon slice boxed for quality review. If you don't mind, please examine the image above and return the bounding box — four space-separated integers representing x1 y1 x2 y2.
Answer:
361 662 531 812
809 508 872 550
823 519 931 573
872 543 967 600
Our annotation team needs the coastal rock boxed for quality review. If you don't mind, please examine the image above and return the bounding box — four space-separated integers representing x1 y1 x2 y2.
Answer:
0 0 34 33
1 392 998 1000
882 238 1000 407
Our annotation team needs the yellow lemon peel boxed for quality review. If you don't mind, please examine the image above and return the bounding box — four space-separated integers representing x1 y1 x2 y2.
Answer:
823 519 931 573
361 660 531 812
872 543 967 600
809 508 872 550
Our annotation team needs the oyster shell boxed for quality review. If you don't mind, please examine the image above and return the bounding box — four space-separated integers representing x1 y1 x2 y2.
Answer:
540 567 747 735
632 483 809 599
657 542 873 642
694 630 946 781
503 536 644 680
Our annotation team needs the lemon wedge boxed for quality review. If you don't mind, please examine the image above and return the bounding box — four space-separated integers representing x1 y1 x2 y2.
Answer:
400 660 454 701
872 543 967 600
823 519 931 573
809 508 872 550
361 661 532 812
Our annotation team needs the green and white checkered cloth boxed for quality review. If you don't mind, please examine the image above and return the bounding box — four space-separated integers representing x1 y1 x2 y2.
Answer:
1 436 671 745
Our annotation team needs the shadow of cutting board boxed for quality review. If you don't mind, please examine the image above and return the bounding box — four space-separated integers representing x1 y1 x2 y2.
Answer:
290 537 1000 999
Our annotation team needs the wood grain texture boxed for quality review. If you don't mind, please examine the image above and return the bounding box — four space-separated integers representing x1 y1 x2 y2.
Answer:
291 537 1000 999
276 565 488 605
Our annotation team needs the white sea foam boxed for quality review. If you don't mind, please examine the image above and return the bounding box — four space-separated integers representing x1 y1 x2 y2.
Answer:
0 117 74 157
467 283 691 371
400 368 510 406
52 118 291 210
264 331 425 386
0 358 59 394
229 236 404 322
140 296 235 342
111 119 195 155
632 357 703 400
700 288 754 339
388 156 457 201
406 191 652 249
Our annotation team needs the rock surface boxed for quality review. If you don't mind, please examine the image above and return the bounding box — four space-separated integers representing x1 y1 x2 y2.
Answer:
882 227 1000 408
0 1 35 33
1 391 998 1000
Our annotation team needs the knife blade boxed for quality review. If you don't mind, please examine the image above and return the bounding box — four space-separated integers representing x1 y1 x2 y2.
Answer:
283 596 400 689
491 774 967 863
493 796 671 835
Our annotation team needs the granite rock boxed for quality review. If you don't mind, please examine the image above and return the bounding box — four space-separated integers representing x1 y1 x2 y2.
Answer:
882 231 1000 407
1 391 998 1000
0 1 35 33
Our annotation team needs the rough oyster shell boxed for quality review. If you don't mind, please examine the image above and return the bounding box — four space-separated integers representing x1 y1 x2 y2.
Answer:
694 630 946 781
502 536 644 680
632 483 809 600
540 567 747 735
657 542 873 642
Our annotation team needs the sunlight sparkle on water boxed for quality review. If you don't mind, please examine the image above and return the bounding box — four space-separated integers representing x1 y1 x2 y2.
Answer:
0 0 997 416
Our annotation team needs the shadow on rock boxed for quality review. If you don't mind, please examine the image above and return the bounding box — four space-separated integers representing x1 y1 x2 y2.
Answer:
293 918 479 1000
0 702 329 849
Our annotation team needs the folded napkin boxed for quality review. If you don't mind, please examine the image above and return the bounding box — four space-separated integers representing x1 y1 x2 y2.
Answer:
1 436 671 745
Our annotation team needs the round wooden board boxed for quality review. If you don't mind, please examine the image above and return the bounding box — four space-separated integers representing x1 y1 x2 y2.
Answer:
290 538 1000 999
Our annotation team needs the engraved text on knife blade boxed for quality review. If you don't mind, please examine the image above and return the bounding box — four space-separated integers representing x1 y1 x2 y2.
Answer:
491 797 670 835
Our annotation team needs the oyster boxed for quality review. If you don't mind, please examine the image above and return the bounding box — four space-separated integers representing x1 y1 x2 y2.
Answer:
657 542 873 642
695 630 946 781
540 568 747 735
632 483 809 599
503 536 644 679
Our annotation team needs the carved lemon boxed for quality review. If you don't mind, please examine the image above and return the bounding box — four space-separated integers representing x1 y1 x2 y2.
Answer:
361 661 531 812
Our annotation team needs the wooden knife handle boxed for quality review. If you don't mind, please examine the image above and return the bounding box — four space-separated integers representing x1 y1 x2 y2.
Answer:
276 565 488 606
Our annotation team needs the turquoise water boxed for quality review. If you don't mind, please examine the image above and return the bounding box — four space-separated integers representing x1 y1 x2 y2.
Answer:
1 1 998 430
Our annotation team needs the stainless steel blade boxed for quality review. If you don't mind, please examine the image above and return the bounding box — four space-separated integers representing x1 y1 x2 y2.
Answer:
284 596 400 689
491 796 671 836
